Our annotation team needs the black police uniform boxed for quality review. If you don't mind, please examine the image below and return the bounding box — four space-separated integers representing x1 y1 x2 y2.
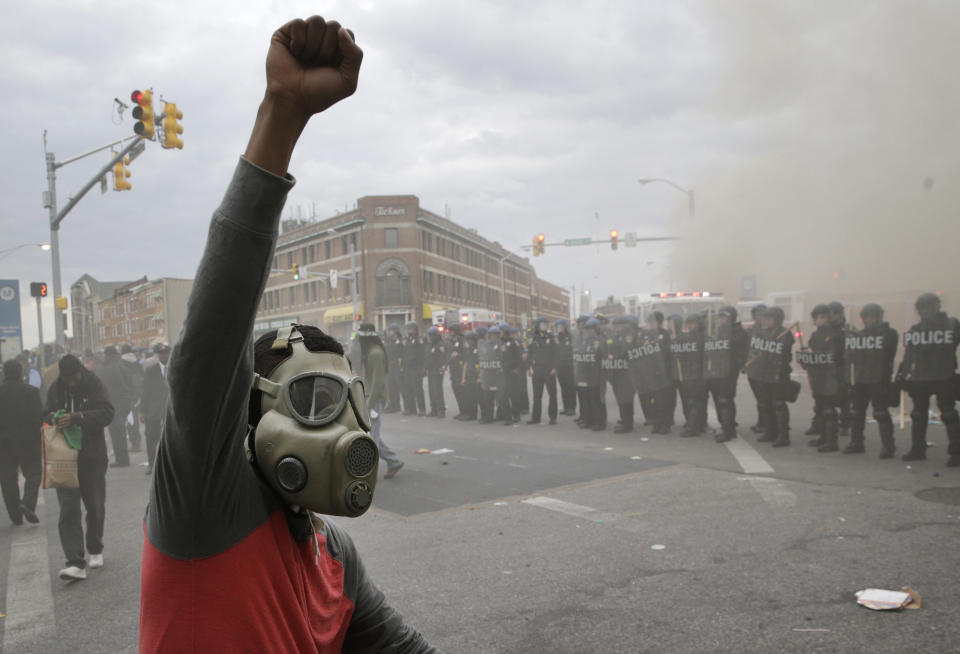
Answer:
425 334 447 417
527 327 559 424
478 334 503 424
383 328 404 413
555 323 577 415
900 311 960 462
446 328 466 419
629 326 674 434
672 324 707 437
845 321 898 455
459 336 480 420
746 323 795 446
500 333 523 424
607 319 637 433
703 317 748 442
574 327 605 429
401 328 426 416
799 322 843 452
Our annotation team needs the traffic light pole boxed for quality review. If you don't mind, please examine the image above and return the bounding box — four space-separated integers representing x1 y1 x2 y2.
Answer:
44 135 143 349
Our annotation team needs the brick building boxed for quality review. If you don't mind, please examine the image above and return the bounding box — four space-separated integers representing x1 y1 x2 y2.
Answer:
256 195 569 339
94 276 193 350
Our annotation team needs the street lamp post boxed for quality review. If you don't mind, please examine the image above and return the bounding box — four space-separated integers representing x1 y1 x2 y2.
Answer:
0 242 51 262
638 178 695 221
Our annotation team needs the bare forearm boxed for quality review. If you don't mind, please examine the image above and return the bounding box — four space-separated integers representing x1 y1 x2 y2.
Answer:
243 96 309 177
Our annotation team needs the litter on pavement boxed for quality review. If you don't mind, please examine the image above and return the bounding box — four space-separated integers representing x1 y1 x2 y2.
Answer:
855 587 922 610
651 544 666 550
415 448 432 454
431 448 455 455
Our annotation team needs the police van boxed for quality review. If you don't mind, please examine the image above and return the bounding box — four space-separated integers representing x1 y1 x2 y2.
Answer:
432 307 500 333
630 291 726 326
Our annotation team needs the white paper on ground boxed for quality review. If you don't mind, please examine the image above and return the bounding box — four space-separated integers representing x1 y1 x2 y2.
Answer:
855 589 912 610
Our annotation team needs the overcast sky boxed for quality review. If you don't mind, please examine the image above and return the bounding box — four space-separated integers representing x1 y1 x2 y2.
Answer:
2 0 956 349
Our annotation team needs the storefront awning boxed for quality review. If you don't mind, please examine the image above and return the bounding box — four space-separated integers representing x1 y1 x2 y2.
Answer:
422 303 455 319
323 303 364 324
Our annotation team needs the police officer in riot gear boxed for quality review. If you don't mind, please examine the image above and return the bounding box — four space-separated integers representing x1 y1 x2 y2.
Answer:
573 315 593 427
477 326 502 424
704 306 748 443
899 293 960 464
828 301 852 436
746 303 768 434
642 311 674 433
845 303 898 457
575 318 605 430
500 325 523 425
800 304 844 453
459 331 480 421
607 316 637 433
383 325 404 413
554 319 577 416
673 314 707 437
401 321 426 416
424 326 446 417
747 306 795 447
446 323 466 419
527 317 558 425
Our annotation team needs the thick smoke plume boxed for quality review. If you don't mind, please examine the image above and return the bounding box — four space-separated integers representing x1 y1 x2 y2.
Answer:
670 1 959 331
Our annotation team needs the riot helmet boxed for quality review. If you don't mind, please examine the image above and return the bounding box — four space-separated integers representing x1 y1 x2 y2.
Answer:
718 305 737 323
811 304 830 319
750 303 767 319
475 325 488 338
763 305 785 326
915 292 941 316
860 303 884 320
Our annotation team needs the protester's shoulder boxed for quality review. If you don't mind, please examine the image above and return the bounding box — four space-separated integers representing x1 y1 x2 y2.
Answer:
315 515 358 563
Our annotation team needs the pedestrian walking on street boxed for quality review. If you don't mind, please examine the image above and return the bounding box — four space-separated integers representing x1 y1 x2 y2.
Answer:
140 343 170 475
0 359 43 526
95 346 135 467
45 354 115 581
356 323 405 479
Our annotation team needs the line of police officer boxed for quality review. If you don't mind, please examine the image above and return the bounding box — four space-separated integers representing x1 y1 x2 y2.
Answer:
377 291 960 467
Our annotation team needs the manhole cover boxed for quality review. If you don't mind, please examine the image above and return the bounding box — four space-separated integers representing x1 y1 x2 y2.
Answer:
915 487 960 505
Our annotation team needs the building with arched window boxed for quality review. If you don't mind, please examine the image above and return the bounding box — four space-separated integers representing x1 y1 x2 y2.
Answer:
254 195 569 339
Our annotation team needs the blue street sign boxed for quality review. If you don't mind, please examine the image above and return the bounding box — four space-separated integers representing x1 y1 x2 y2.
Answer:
0 280 23 361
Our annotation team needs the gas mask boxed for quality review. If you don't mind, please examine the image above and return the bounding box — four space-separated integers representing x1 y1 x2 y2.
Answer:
250 327 378 517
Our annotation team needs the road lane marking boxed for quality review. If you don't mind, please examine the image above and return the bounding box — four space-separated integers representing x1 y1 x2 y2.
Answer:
3 490 56 650
522 496 643 533
724 436 774 474
742 476 797 509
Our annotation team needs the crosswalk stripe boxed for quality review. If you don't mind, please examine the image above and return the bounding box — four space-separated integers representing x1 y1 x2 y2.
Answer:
3 490 56 650
724 436 775 474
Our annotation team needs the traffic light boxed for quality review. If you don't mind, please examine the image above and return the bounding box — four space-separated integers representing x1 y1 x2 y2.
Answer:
533 233 546 256
610 229 619 251
292 264 300 280
113 155 132 191
131 89 155 139
353 313 362 322
29 282 48 298
162 102 184 149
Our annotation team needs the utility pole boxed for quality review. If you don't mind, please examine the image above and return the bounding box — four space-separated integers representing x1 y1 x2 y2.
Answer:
44 135 144 348
35 296 44 369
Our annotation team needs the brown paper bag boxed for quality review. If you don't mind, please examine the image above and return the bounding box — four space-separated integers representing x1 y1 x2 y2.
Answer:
42 422 79 489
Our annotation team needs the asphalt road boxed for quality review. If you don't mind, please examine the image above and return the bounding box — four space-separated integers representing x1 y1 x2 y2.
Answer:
2 376 960 653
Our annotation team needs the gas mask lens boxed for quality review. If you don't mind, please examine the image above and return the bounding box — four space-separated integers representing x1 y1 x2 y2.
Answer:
283 372 371 429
